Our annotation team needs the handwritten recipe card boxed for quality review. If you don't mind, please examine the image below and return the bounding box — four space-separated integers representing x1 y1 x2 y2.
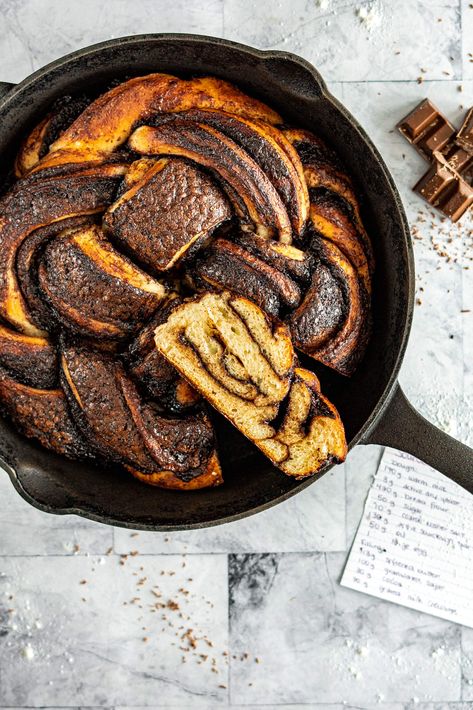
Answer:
341 447 473 628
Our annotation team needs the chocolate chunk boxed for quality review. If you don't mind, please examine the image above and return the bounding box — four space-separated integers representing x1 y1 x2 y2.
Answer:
398 101 473 221
457 107 473 155
397 99 455 161
414 154 473 223
442 144 473 174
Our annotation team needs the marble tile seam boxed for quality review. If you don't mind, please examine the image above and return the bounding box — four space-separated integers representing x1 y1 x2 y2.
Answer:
329 79 471 84
0 549 352 558
0 551 231 558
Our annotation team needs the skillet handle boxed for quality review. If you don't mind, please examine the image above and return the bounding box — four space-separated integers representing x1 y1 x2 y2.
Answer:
364 382 473 493
0 82 15 101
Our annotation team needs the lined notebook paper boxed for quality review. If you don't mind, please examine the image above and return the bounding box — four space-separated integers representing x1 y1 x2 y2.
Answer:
341 447 473 628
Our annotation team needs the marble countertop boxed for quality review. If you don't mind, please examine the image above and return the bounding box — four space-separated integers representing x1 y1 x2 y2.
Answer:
0 1 472 708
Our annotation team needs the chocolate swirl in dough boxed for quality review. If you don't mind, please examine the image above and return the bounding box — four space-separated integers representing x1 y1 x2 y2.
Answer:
154 292 347 478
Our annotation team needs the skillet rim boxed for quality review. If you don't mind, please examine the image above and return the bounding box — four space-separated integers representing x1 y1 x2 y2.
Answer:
0 33 415 530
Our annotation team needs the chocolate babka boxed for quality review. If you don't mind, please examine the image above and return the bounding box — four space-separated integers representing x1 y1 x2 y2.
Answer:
0 73 374 489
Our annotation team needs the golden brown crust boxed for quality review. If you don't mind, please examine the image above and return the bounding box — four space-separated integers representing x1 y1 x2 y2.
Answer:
1 73 373 488
15 115 52 178
33 74 281 171
126 451 223 490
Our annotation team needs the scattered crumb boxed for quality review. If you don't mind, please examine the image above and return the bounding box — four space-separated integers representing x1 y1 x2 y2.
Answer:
355 3 381 30
21 644 35 660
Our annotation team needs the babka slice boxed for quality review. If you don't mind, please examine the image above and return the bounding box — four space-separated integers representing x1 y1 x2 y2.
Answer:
104 158 231 272
272 367 347 477
154 292 347 478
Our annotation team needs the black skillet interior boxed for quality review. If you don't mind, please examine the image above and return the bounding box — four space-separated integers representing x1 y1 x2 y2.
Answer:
0 35 411 529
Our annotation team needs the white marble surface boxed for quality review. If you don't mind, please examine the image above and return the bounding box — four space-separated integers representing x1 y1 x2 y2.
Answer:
0 0 472 707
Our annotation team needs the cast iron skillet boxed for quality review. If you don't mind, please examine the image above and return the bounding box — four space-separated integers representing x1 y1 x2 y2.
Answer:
0 34 471 530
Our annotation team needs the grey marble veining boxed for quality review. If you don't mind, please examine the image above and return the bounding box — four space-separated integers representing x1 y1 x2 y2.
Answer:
0 0 472 708
461 627 473 699
229 553 462 705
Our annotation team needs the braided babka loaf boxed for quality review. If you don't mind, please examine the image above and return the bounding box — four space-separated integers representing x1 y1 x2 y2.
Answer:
0 73 373 489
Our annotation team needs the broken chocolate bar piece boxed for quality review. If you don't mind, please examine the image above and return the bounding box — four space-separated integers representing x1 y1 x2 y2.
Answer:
398 101 473 221
414 154 473 223
442 143 473 174
438 175 473 221
457 107 473 155
397 99 456 161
